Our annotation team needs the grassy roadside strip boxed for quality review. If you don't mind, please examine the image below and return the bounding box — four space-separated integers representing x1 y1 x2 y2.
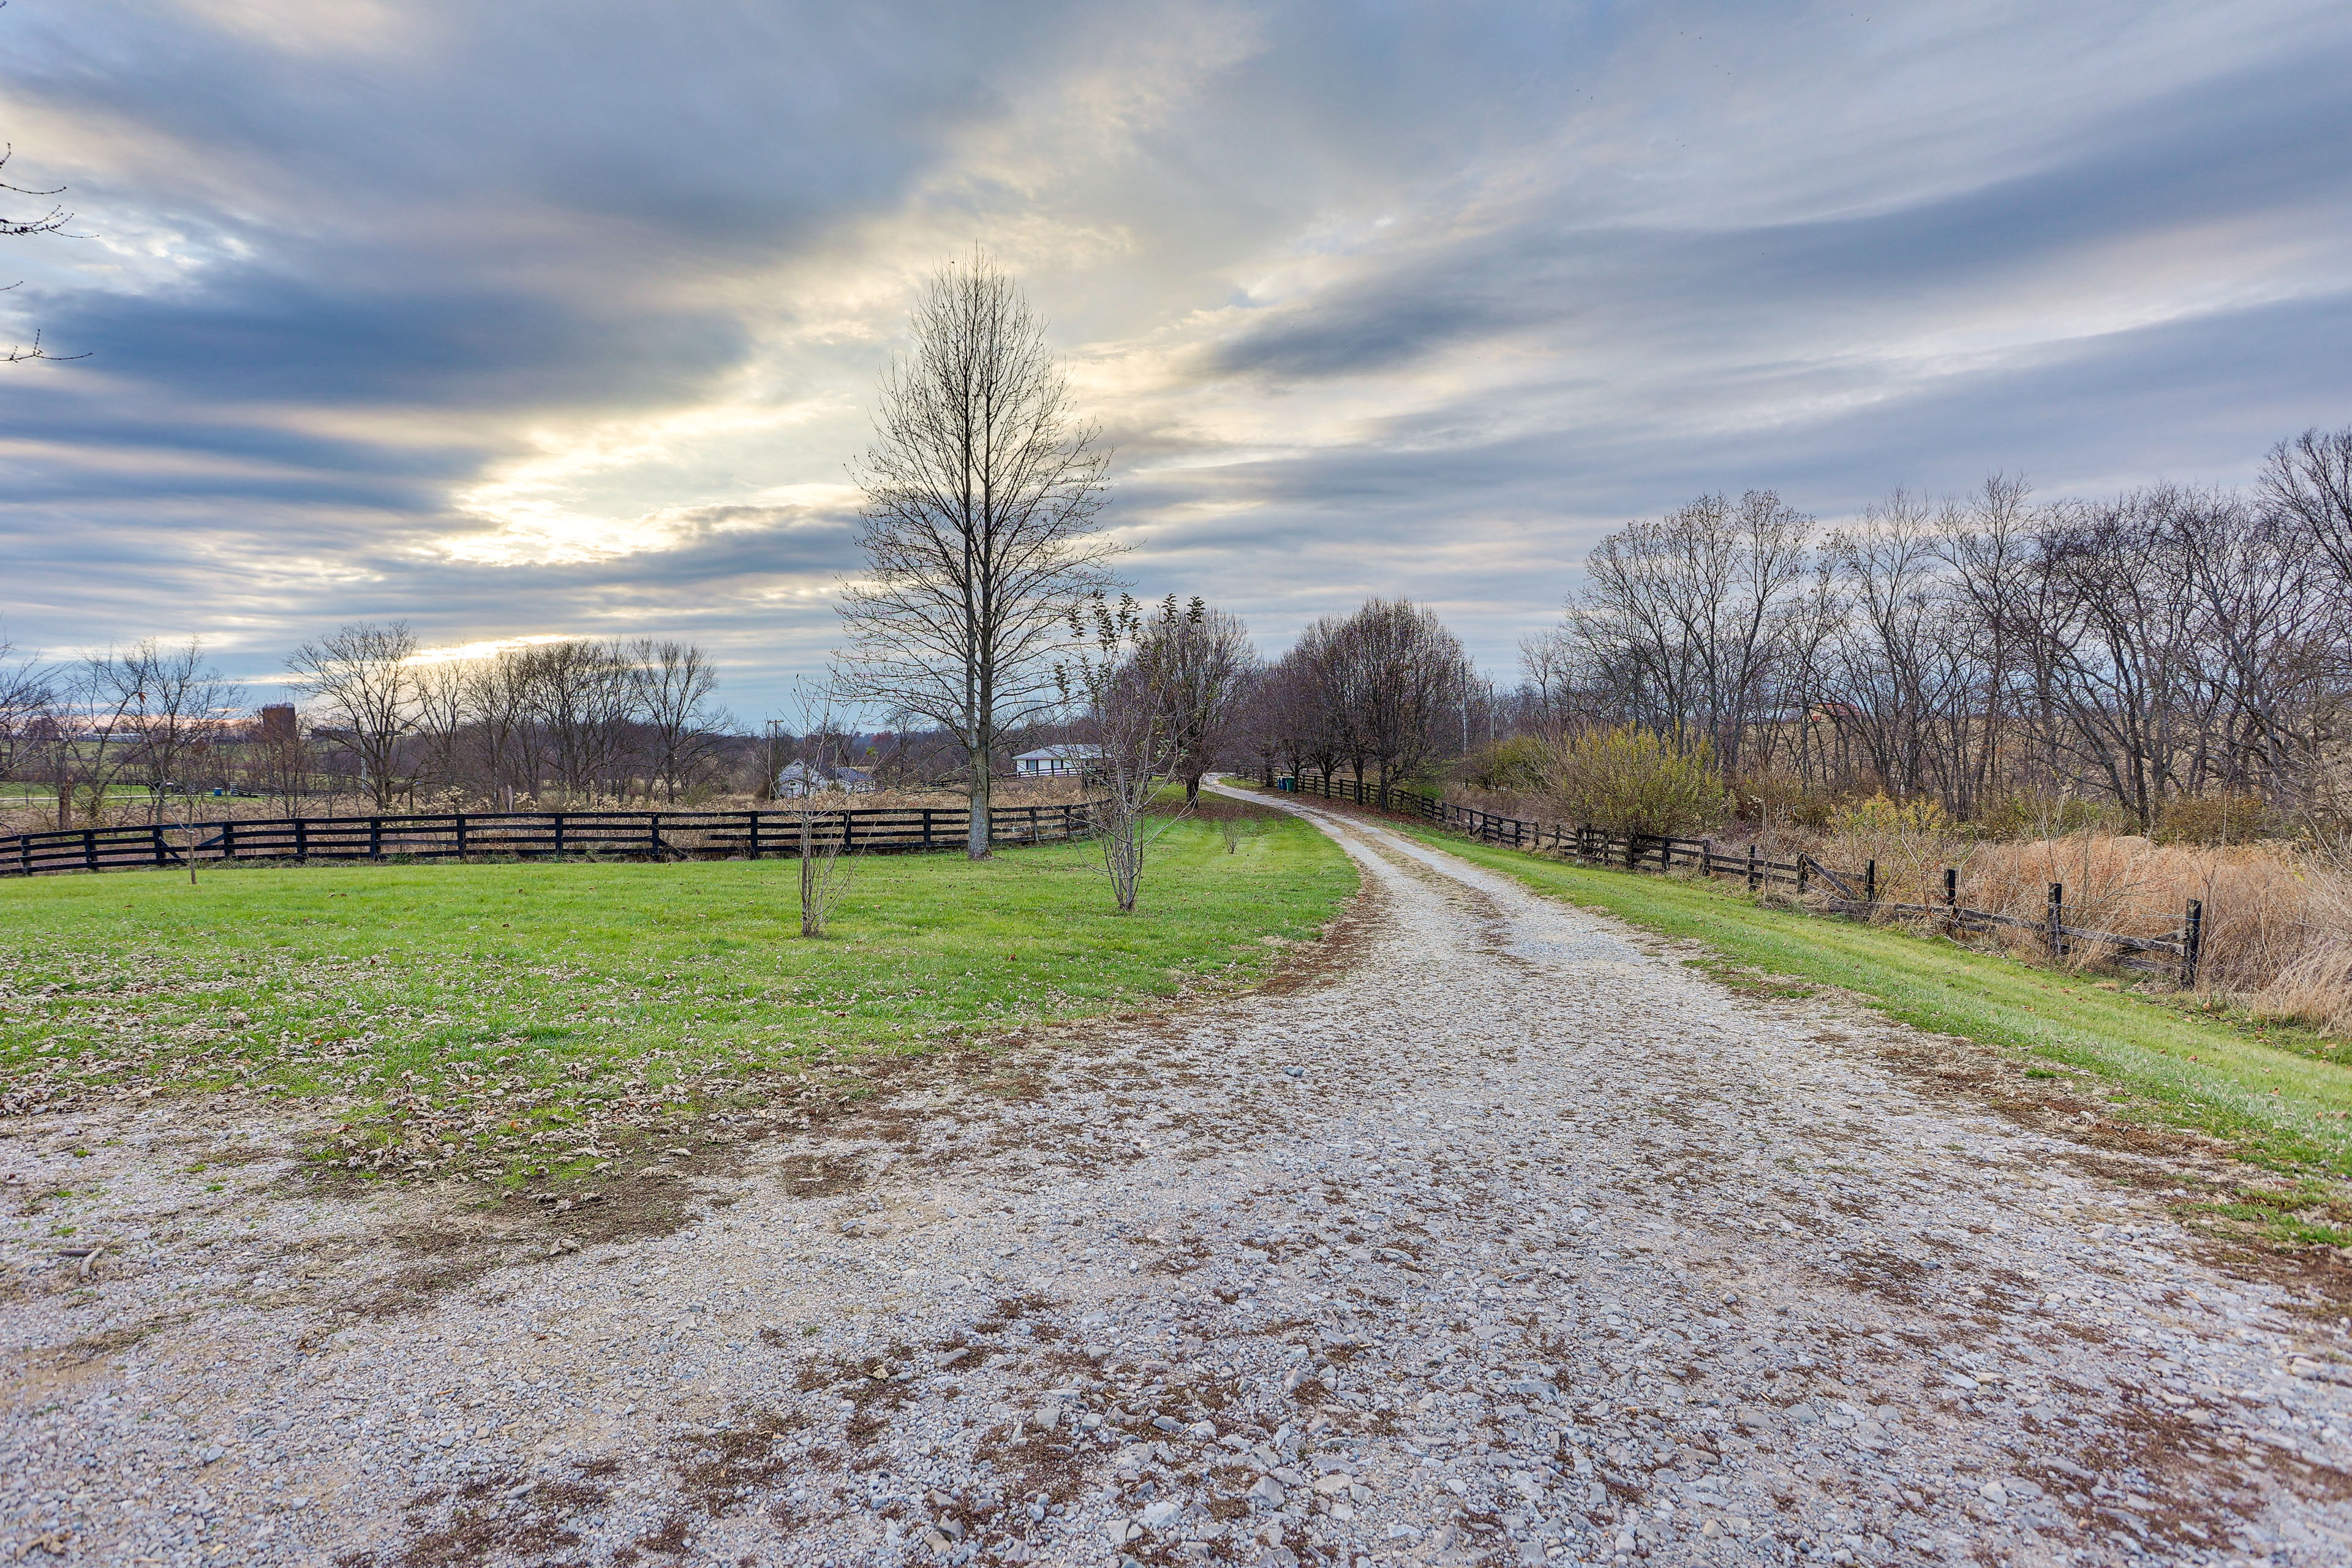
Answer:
0 805 1357 1183
1360 816 2352 1259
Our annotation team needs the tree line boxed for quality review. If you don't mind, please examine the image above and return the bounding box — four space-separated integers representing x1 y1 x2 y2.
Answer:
1517 429 2352 834
0 627 738 825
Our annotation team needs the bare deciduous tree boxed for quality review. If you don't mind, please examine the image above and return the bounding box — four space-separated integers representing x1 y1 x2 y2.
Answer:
1139 598 1258 805
1570 491 1813 776
632 639 728 804
1063 593 1191 914
836 250 1120 858
784 682 856 937
513 639 636 802
409 658 473 808
287 622 420 812
110 639 242 822
0 639 54 805
464 652 534 808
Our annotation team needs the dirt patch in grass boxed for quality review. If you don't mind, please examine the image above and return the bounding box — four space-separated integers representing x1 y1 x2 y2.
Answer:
1256 871 1382 1000
1864 1031 2352 1310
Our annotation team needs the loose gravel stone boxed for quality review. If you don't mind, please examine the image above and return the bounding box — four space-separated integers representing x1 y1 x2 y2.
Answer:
4 785 2352 1566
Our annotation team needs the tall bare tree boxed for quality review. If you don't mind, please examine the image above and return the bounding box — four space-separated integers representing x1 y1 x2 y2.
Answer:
110 638 243 821
45 654 148 827
288 622 420 812
2264 424 2352 609
1064 593 1191 913
514 639 638 803
464 650 535 808
0 639 53 804
408 658 472 807
1571 491 1813 774
835 250 1118 858
631 639 727 804
1140 598 1258 805
1340 598 1475 794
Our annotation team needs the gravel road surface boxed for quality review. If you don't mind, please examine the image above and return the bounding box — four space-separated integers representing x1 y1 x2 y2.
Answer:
6 785 2352 1568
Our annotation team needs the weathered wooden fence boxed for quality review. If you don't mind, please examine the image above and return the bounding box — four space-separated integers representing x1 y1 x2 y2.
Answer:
0 801 1104 880
1280 770 2205 986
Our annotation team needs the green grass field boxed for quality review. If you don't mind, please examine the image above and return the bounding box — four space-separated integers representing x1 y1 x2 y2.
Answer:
0 808 1355 1175
1380 822 2352 1181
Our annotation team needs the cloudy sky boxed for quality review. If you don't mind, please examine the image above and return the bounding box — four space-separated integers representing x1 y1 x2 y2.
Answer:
4 0 2350 718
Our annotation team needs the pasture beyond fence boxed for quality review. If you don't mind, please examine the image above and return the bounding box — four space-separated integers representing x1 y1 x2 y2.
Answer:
1281 771 2206 987
0 802 1105 880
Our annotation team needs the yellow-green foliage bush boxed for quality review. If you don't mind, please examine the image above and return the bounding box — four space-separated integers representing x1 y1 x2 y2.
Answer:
1547 726 1730 837
1834 793 1951 837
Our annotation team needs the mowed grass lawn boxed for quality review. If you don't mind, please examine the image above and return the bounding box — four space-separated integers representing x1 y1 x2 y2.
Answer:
1388 823 2352 1190
0 809 1355 1175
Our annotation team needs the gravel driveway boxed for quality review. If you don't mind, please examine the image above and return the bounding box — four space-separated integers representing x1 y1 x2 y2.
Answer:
6 785 2352 1568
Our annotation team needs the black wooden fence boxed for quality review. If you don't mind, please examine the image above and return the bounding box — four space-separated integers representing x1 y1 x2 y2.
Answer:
0 801 1104 880
1280 770 2205 986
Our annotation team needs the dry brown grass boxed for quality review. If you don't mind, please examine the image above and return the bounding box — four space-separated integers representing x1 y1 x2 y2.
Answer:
1807 828 2352 1037
1422 776 2352 1038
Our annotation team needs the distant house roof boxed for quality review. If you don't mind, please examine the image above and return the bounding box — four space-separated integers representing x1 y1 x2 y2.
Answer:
1014 745 1102 761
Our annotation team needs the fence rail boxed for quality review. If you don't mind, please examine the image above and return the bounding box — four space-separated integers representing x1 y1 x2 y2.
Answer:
1280 770 2205 987
0 802 1104 880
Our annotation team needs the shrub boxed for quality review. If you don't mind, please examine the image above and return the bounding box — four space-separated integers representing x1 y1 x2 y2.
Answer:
1461 736 1549 794
2152 793 2277 846
1834 793 1950 837
1546 726 1730 837
1975 792 2125 842
1737 772 1847 832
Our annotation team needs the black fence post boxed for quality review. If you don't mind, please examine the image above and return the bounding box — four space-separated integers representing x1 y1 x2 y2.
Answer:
649 812 662 858
1864 859 1876 905
1796 855 1809 896
2182 899 2204 989
2047 882 2065 962
151 826 167 867
1746 843 1759 892
1943 867 1958 927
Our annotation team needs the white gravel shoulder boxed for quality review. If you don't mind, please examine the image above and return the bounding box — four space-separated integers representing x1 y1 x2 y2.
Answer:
6 783 2352 1568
